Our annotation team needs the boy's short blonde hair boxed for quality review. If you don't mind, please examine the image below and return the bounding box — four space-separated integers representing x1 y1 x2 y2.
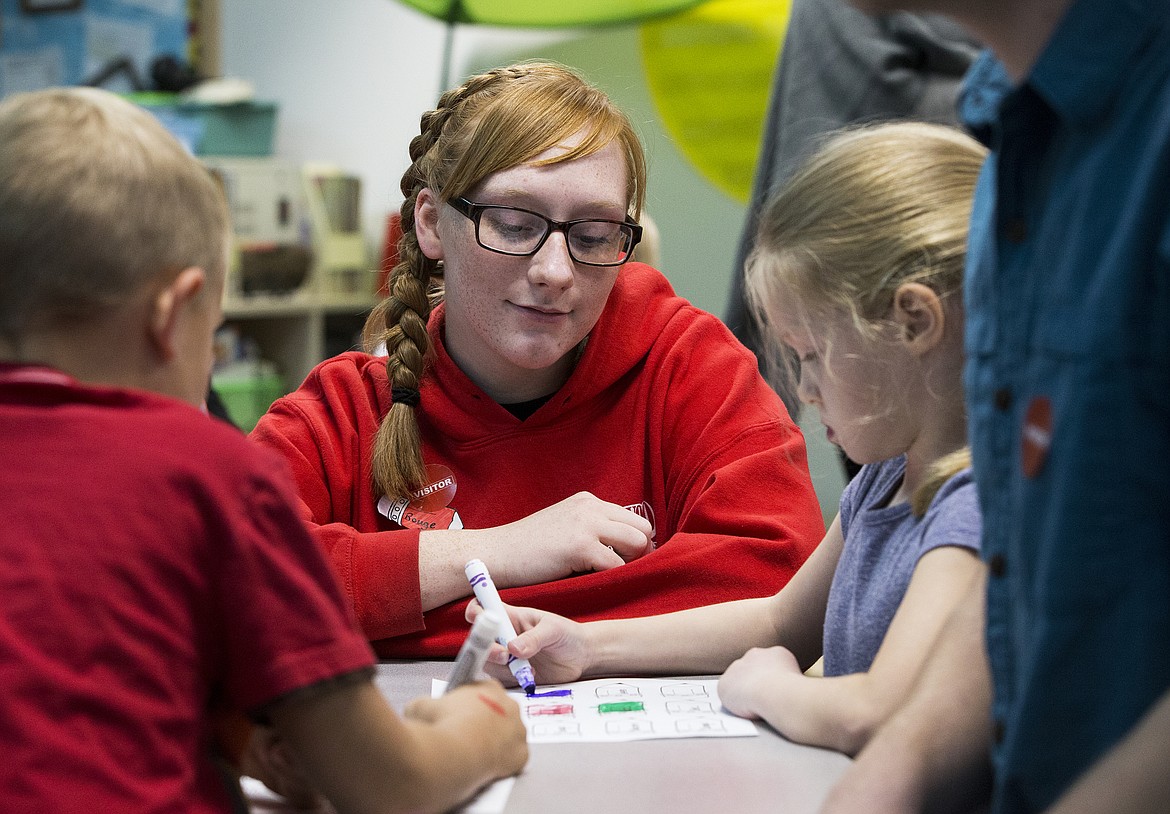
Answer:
0 87 229 342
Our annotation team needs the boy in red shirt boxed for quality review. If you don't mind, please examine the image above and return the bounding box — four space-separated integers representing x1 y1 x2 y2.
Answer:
0 86 525 814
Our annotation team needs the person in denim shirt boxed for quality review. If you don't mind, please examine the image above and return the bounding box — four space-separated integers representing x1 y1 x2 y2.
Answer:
825 1 1170 813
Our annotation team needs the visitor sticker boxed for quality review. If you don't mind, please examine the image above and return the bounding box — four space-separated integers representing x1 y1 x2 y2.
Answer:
409 464 457 511
377 464 462 530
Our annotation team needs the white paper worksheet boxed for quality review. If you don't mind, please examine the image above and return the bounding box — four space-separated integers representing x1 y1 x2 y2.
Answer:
432 677 758 744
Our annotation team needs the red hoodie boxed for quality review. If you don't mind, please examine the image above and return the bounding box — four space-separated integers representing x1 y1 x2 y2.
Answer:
252 263 824 657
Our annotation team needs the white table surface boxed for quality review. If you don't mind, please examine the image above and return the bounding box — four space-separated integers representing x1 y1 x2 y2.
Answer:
245 660 852 814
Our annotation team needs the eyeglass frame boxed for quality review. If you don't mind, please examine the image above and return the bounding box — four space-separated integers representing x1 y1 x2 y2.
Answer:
447 196 643 268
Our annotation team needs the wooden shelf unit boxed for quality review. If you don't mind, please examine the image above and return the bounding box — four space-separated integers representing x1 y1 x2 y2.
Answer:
221 287 378 393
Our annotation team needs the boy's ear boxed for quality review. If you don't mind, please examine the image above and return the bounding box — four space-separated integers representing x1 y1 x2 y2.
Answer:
413 188 445 262
149 266 206 361
892 282 945 355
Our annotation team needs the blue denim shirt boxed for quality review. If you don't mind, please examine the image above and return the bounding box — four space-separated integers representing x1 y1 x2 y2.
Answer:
959 1 1170 811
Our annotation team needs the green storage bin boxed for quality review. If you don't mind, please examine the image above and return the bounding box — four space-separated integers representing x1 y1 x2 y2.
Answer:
212 369 285 431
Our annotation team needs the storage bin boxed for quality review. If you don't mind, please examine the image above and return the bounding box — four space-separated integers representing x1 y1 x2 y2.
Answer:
211 369 285 431
136 96 277 156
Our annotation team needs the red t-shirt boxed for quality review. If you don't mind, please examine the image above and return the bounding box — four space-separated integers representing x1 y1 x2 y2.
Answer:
0 365 375 814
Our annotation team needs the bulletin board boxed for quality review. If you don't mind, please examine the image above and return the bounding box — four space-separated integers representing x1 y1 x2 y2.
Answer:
0 0 199 99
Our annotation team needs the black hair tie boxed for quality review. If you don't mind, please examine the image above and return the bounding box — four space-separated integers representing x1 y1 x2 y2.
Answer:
391 387 421 408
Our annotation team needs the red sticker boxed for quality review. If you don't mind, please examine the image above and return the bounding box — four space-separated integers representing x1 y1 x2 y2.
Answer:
377 493 462 531
1021 396 1053 478
624 501 657 540
409 463 457 511
399 505 460 531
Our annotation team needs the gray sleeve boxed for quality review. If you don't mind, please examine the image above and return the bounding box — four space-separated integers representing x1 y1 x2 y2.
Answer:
917 468 982 557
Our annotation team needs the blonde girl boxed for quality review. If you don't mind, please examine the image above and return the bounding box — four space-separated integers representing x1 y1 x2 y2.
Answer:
475 121 989 755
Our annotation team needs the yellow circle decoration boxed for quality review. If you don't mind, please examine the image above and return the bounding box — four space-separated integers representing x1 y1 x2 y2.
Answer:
640 0 792 202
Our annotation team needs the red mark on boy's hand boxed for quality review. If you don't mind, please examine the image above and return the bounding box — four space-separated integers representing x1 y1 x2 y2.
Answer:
477 692 507 717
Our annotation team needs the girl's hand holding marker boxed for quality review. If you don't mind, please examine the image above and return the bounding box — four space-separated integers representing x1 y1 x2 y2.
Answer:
465 559 538 695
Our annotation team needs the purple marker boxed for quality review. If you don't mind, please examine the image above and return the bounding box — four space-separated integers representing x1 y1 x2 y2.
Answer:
465 558 537 695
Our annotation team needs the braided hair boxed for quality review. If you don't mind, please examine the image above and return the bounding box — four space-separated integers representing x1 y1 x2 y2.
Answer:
362 61 646 502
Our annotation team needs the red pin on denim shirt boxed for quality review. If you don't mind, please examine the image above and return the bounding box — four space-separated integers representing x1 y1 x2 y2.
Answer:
1021 396 1053 479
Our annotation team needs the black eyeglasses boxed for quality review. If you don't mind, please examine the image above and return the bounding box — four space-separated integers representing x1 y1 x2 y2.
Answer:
448 197 643 267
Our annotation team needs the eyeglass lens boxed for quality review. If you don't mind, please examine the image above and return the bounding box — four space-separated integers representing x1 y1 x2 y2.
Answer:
478 207 633 265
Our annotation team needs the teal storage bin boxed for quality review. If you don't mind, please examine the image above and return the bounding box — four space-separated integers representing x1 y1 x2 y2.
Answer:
189 101 277 156
136 96 277 156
